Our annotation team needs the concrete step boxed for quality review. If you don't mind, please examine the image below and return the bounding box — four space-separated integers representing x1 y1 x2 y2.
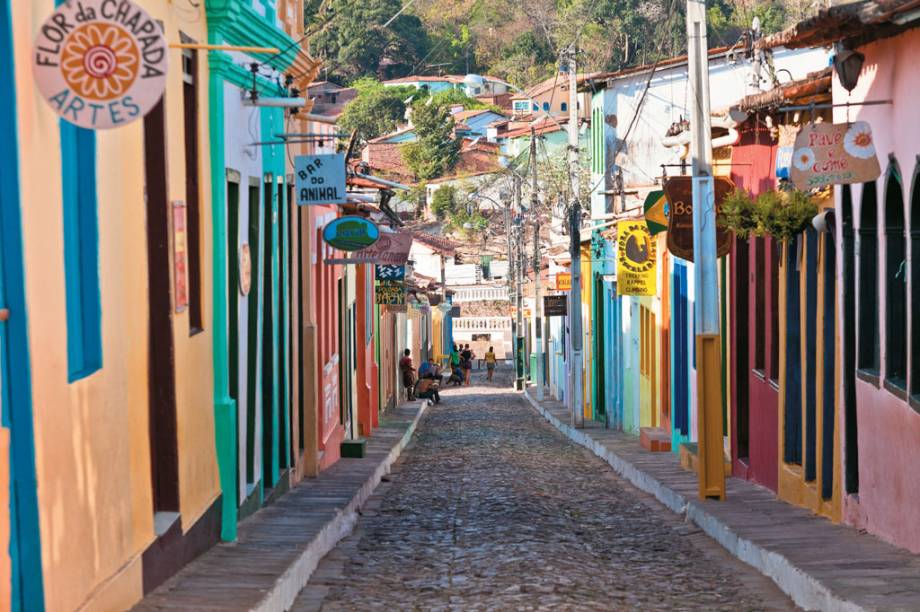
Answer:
639 427 672 452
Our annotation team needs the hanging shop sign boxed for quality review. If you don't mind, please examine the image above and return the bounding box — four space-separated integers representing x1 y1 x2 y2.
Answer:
555 272 571 291
385 303 408 313
33 0 168 129
643 190 669 236
326 231 413 265
239 244 252 296
616 221 657 296
375 264 405 281
543 294 568 316
322 216 380 251
789 121 881 190
375 280 405 305
295 154 347 205
172 201 188 312
663 176 734 262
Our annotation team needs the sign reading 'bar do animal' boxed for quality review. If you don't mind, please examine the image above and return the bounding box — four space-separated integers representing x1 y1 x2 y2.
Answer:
296 154 347 205
33 0 168 129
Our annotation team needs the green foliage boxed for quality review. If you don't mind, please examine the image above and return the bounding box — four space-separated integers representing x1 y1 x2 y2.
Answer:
400 103 461 180
309 0 814 93
719 189 758 238
307 0 430 80
427 89 494 111
337 80 416 145
720 189 819 241
430 185 460 219
428 184 487 237
756 189 819 241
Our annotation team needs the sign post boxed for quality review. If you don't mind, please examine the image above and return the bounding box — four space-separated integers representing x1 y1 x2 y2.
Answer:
663 176 734 262
789 121 880 190
686 0 725 501
295 154 347 205
616 221 657 296
322 216 379 251
33 0 168 129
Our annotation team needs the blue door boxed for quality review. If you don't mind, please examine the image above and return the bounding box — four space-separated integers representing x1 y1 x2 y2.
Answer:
1 1 45 608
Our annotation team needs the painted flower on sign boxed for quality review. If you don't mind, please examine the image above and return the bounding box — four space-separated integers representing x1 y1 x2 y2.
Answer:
793 147 816 171
843 122 876 159
61 23 140 101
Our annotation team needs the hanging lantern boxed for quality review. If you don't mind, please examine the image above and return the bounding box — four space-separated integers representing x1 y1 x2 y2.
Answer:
834 46 865 92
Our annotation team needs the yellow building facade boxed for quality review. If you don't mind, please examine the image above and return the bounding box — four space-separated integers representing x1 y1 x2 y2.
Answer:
6 1 220 609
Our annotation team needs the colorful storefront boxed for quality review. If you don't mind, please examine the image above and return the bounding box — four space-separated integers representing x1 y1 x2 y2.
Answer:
8 1 222 608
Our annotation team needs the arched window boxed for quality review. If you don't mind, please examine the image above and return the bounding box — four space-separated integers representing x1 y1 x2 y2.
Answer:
542 102 550 111
884 160 907 390
561 102 568 112
858 181 879 376
910 160 920 404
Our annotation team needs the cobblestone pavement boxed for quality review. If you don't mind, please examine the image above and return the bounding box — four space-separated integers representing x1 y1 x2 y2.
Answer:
293 367 795 611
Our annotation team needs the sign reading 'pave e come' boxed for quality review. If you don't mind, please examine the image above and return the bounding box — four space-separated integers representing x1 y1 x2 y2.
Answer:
790 121 881 190
33 0 168 129
295 154 347 205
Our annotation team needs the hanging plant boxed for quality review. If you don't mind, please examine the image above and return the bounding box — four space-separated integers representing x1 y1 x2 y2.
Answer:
755 189 819 241
719 189 758 239
719 188 819 241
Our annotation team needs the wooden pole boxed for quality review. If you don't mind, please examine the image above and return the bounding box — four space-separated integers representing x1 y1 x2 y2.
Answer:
169 43 281 54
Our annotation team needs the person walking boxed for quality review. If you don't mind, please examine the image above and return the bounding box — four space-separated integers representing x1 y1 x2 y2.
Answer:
485 346 497 381
461 344 473 386
399 349 416 401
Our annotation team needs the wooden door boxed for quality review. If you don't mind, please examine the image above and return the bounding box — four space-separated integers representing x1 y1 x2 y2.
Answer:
143 98 179 514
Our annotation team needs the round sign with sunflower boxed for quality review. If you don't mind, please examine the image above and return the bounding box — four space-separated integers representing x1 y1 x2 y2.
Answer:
33 0 168 129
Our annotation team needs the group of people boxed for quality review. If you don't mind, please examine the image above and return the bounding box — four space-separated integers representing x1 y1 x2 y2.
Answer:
398 344 499 405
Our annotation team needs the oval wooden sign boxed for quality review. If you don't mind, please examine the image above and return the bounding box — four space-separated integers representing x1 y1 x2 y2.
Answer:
322 216 380 251
32 0 168 129
239 244 252 296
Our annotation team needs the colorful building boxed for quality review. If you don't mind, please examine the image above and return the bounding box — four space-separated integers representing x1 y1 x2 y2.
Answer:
6 0 224 608
757 0 920 552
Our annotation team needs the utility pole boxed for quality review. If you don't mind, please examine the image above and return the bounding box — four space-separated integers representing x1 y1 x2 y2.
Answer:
514 174 525 391
566 46 584 428
687 0 725 500
504 202 516 374
531 127 544 401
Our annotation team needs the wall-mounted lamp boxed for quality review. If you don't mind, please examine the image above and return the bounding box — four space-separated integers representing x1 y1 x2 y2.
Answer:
833 44 865 92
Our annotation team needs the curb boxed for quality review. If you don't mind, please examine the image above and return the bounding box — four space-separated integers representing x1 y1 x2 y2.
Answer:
253 400 430 612
522 389 862 612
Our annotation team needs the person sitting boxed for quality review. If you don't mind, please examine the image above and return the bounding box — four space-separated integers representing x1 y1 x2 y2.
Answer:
447 365 464 386
414 377 441 404
423 362 444 385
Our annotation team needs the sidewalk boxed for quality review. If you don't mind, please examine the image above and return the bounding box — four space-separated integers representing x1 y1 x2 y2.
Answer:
134 400 428 611
523 387 920 612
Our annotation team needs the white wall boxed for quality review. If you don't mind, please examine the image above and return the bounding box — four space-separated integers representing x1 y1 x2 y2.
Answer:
224 81 266 502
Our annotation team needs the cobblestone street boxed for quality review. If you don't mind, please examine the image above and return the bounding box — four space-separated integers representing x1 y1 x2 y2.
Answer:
293 367 795 611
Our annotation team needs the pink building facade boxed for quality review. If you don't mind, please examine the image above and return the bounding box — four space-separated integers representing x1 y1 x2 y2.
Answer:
831 25 920 553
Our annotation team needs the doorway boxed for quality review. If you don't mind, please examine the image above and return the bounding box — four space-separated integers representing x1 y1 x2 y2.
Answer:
594 276 605 420
143 98 180 516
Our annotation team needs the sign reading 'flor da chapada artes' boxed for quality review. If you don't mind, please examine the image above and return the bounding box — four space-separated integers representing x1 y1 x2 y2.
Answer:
33 0 168 129
790 121 881 190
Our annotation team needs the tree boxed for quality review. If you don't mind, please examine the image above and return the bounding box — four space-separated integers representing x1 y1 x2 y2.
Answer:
307 0 431 80
429 184 489 237
337 79 416 146
400 102 461 180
